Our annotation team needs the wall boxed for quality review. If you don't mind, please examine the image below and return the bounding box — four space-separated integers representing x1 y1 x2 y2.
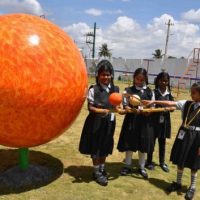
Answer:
85 58 200 88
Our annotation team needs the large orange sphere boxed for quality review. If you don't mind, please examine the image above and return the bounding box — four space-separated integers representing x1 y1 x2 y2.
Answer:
0 14 88 147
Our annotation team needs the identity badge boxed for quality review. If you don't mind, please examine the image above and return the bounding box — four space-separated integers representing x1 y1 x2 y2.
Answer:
177 129 185 140
159 114 164 123
110 113 115 121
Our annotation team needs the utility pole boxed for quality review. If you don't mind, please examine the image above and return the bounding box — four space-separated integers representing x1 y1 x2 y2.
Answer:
162 19 173 71
92 22 96 59
86 22 97 59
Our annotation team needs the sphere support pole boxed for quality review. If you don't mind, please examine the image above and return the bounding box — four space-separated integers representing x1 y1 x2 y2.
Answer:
18 148 29 170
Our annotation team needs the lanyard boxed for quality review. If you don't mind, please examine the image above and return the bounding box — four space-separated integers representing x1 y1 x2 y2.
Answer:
184 103 200 128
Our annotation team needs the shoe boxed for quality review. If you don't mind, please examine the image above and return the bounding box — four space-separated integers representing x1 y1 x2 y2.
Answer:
100 169 107 177
160 163 169 172
145 163 154 170
120 166 132 176
138 168 148 179
185 187 196 200
166 182 182 192
93 172 108 186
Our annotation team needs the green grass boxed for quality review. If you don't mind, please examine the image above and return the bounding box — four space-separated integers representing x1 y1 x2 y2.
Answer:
0 80 199 200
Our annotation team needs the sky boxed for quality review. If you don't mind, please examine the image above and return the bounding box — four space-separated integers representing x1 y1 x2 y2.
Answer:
0 0 200 59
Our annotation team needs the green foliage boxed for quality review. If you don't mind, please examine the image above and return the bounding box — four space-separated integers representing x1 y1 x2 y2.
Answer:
152 49 164 58
168 56 177 59
98 43 112 58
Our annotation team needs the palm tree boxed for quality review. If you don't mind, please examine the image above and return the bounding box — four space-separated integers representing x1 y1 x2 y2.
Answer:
152 49 163 58
168 56 176 59
98 43 112 58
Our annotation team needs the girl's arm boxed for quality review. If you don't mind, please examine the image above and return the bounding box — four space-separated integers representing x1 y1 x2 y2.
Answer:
88 103 110 114
142 100 177 107
87 86 110 114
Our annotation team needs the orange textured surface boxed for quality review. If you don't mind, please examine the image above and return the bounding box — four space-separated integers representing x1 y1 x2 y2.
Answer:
109 93 122 106
0 14 88 147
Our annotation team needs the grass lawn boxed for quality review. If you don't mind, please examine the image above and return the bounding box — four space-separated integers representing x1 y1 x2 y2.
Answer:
0 80 199 200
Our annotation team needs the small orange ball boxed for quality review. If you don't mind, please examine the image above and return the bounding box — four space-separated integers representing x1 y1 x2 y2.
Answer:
109 93 122 106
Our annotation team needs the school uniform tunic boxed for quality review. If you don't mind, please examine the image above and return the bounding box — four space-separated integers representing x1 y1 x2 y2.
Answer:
153 88 174 139
117 86 154 153
79 84 119 157
170 101 200 170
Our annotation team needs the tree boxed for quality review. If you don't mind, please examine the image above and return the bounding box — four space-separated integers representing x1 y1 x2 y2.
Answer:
152 49 163 58
98 43 112 58
168 56 176 59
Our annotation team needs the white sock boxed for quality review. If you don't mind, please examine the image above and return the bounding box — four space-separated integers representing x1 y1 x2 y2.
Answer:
176 169 183 185
93 165 99 173
138 151 146 169
99 164 105 171
190 172 197 189
125 151 133 166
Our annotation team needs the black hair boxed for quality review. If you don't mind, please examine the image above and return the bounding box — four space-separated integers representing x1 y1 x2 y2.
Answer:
133 68 148 85
95 60 114 77
95 60 115 92
191 82 200 93
154 72 171 91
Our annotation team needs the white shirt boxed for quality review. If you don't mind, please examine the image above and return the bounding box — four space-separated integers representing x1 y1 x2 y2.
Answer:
194 102 200 110
176 100 200 119
158 88 170 96
176 100 187 111
135 85 147 94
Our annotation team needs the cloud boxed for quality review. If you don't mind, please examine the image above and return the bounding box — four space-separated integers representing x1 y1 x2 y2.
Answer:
107 16 141 36
84 8 102 16
64 13 200 59
0 0 44 15
63 22 91 42
105 9 123 14
84 8 123 16
146 14 200 57
181 9 200 23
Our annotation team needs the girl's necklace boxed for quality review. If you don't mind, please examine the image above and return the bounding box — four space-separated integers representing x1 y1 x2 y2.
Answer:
184 102 200 128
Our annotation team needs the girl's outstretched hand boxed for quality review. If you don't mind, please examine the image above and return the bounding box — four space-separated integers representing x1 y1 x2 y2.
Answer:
103 109 110 115
116 107 126 115
141 100 154 107
116 106 126 115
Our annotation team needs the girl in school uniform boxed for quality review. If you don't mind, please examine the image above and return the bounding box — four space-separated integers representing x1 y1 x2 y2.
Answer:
79 60 119 186
143 82 200 200
145 72 174 172
117 68 154 179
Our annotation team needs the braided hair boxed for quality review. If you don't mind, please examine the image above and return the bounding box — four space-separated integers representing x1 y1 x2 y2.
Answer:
95 60 115 93
133 68 148 85
191 81 200 93
154 72 171 92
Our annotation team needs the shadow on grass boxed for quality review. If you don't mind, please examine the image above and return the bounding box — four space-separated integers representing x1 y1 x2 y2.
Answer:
64 161 125 183
64 165 93 183
148 177 171 191
148 177 188 196
0 149 63 195
64 158 149 183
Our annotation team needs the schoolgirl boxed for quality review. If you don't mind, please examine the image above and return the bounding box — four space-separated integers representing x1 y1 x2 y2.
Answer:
146 72 174 172
117 68 154 179
143 82 200 200
79 60 119 186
